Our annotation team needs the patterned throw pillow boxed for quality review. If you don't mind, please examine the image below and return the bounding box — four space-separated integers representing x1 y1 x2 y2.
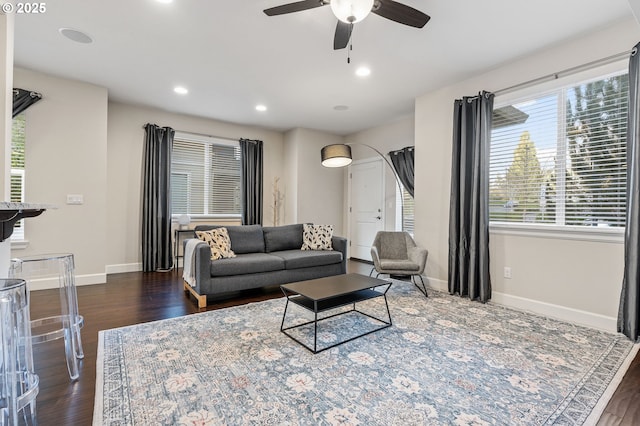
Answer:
301 224 334 251
196 228 236 260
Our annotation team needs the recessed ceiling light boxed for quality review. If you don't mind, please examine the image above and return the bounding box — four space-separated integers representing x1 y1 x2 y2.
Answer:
255 105 267 112
355 66 371 77
156 0 173 3
58 28 93 44
333 105 349 111
174 86 188 95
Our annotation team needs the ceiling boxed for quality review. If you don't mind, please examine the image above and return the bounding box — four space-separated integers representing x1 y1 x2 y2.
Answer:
12 0 636 135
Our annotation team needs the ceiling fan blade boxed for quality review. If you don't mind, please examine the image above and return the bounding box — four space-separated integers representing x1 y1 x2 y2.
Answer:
334 21 352 50
263 0 326 16
372 0 430 28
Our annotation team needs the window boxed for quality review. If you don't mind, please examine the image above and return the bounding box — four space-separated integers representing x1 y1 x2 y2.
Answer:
11 114 26 240
396 185 414 234
170 133 241 218
489 69 628 229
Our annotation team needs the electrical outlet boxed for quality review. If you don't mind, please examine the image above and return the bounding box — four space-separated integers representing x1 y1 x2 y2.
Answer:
503 267 512 279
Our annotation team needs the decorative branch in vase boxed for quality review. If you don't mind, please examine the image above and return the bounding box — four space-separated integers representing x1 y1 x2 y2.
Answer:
272 177 285 226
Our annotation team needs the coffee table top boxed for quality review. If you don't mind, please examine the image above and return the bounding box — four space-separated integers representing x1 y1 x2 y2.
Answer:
281 273 390 301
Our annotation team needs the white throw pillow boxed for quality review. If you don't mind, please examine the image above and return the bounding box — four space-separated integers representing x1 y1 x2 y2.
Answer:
196 228 236 260
301 224 334 251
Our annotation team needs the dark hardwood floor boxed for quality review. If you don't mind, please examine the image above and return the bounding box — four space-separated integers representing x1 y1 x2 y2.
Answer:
28 262 639 425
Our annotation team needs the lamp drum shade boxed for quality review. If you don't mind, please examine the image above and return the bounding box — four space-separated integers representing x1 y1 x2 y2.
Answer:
321 144 353 167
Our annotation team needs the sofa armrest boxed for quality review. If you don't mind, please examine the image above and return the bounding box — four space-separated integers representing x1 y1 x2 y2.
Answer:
332 235 348 274
189 241 212 294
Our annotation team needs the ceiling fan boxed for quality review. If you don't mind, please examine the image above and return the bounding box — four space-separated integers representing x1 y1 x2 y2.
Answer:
263 0 430 50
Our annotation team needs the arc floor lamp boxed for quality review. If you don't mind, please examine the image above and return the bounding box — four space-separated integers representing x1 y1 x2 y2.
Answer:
320 143 405 230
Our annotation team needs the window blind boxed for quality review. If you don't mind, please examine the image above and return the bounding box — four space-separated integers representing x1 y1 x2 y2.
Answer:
171 135 241 217
396 186 414 234
11 114 25 240
489 70 628 228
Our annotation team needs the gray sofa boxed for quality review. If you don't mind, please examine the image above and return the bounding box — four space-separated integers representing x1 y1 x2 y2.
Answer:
183 223 347 308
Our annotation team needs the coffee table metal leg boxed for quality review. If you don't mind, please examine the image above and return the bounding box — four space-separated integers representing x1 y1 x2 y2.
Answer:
280 298 290 332
314 301 318 353
383 294 392 325
353 284 393 326
280 287 291 332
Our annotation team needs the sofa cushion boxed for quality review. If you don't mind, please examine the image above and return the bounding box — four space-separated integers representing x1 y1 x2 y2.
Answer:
209 253 284 277
263 224 304 253
301 224 334 250
227 225 265 254
195 228 236 260
195 224 265 254
270 249 342 270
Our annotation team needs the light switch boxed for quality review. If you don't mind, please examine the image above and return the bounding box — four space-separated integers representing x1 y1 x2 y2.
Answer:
67 194 84 205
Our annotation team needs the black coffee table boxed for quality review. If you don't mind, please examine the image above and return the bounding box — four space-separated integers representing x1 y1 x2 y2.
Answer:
280 273 392 353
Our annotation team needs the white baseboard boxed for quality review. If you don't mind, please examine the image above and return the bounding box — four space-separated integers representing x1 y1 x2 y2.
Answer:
424 275 448 292
28 273 107 291
106 263 142 274
490 291 617 332
422 275 617 332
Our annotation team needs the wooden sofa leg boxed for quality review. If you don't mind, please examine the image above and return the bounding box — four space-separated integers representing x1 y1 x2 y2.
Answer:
183 281 207 308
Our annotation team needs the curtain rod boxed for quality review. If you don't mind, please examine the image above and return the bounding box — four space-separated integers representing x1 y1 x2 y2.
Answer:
142 125 239 143
174 129 239 143
494 49 633 97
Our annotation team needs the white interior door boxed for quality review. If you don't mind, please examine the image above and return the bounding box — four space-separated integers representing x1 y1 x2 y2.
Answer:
349 159 384 261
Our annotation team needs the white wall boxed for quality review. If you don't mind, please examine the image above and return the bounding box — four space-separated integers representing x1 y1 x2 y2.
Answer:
282 128 345 235
414 18 640 331
107 101 285 272
13 67 109 286
0 14 14 201
283 130 299 226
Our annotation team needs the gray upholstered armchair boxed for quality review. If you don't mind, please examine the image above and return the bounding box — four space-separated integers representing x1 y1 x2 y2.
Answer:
370 231 428 297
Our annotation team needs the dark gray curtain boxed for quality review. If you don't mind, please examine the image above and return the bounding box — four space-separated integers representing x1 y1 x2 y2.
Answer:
448 91 494 303
619 43 640 342
389 146 415 197
142 124 174 272
13 88 42 117
240 138 263 225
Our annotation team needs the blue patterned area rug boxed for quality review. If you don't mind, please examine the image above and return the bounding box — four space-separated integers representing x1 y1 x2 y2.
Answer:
94 280 638 425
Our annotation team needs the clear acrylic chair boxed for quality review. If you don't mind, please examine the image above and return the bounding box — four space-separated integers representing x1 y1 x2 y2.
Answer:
0 278 39 425
9 253 85 381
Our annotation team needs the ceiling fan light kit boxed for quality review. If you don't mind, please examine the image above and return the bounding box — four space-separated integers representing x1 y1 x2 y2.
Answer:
330 0 374 23
263 0 430 51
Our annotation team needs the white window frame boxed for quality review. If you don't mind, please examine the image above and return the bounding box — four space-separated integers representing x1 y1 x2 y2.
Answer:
170 132 242 222
489 59 628 243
